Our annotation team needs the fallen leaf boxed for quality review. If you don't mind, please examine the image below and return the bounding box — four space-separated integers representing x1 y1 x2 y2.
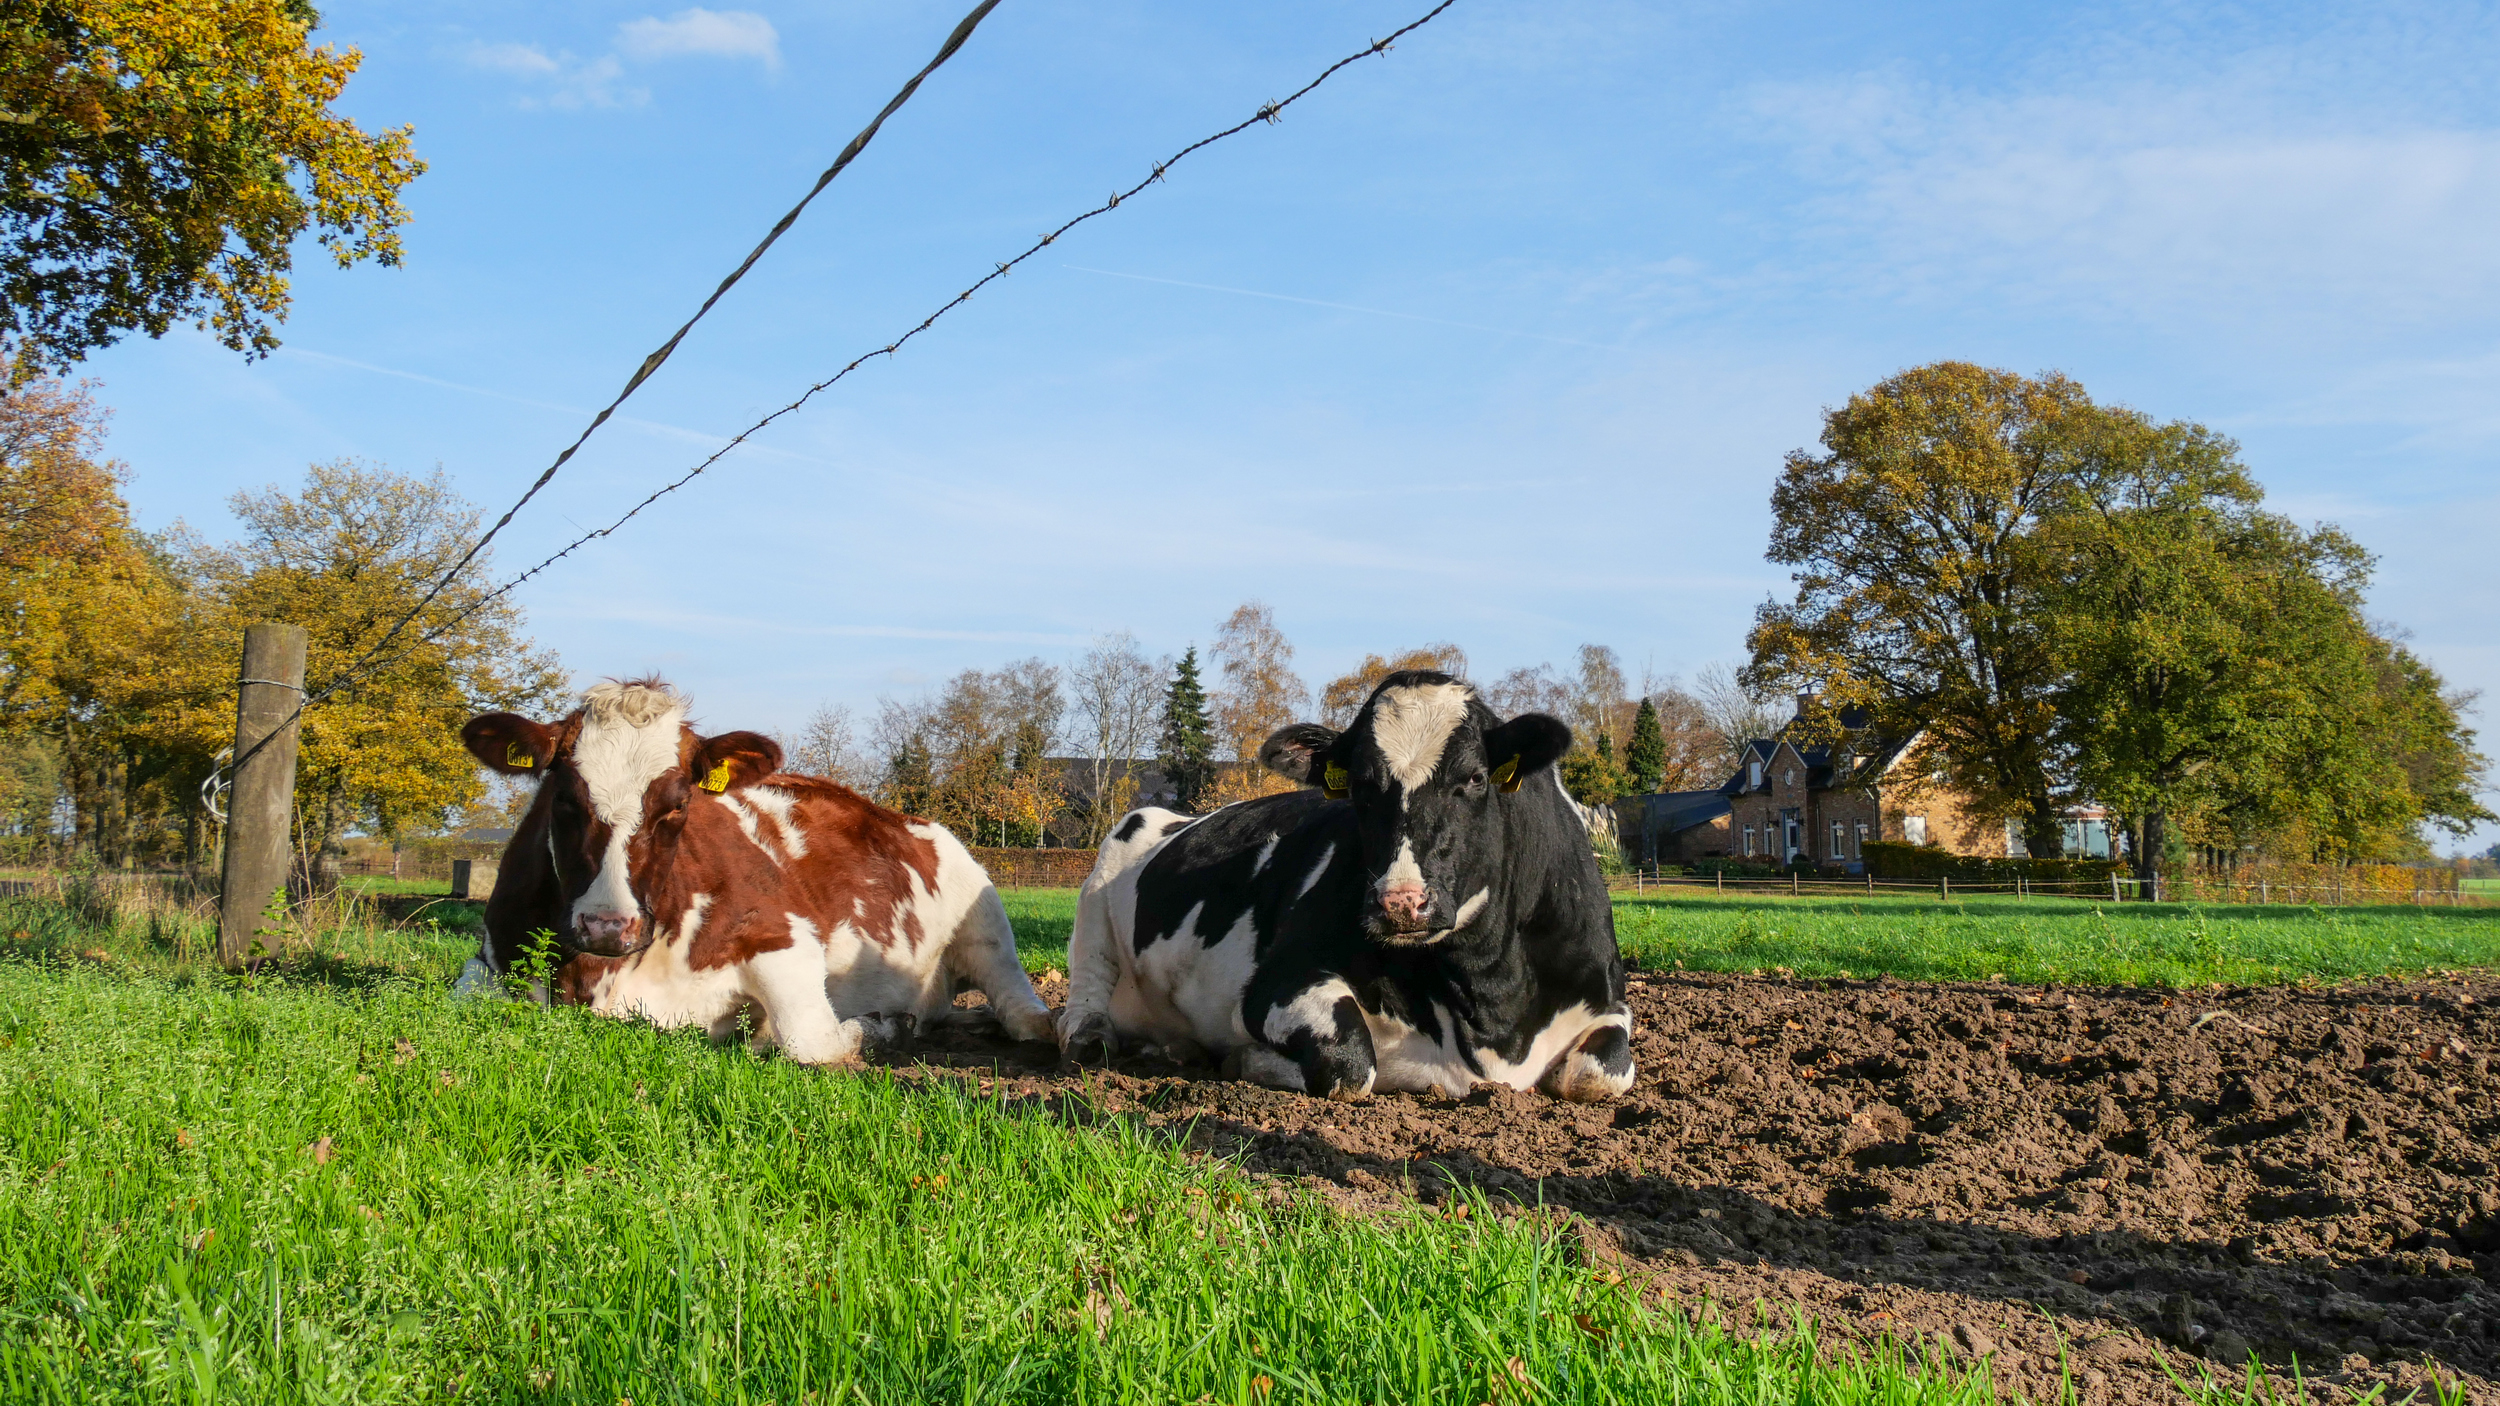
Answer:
437 1069 456 1088
392 1039 415 1065
1250 1376 1272 1397
306 1136 334 1164
188 1229 214 1253
2067 1269 2090 1284
173 1128 192 1149
1573 1313 1610 1343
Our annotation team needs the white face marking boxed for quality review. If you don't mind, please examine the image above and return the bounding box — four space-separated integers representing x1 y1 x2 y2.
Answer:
566 682 687 917
1447 887 1490 931
1378 837 1425 897
1263 976 1356 1046
1366 682 1473 793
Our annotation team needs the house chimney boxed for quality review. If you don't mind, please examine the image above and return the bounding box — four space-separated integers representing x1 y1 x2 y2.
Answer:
1795 691 1817 719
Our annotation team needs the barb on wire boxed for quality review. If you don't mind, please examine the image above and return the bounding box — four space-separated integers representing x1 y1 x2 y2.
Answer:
226 0 1458 779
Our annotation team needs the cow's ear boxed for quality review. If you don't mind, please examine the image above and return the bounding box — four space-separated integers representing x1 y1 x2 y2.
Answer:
1258 724 1339 786
463 713 557 776
1484 713 1572 791
689 731 783 795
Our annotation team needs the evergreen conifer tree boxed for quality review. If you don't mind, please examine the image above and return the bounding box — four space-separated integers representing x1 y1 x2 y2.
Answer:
1158 647 1215 812
1626 696 1666 794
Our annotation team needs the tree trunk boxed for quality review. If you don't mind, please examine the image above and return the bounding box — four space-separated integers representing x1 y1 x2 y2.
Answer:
2134 809 2166 899
2021 796 2064 861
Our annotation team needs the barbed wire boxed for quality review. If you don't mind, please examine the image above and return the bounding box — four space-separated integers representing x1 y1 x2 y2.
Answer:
217 0 1458 783
213 0 1005 780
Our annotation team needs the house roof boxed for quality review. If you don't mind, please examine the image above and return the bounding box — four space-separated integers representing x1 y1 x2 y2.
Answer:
1718 702 1914 797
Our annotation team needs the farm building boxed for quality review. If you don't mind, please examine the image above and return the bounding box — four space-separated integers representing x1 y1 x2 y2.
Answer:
1620 694 2112 871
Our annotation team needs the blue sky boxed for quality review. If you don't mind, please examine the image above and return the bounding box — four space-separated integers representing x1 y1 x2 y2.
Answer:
78 0 2500 849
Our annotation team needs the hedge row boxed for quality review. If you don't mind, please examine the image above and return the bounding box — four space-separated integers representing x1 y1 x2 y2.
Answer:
1861 839 2124 884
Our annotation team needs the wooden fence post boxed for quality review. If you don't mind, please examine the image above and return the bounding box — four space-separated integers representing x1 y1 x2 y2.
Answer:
2111 873 2121 904
1940 875 1949 901
217 624 308 968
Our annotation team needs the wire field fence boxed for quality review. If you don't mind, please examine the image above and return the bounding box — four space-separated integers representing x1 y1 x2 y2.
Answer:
1608 867 2490 907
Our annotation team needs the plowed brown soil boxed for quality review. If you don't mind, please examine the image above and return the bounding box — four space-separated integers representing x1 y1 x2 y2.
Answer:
914 971 2498 1406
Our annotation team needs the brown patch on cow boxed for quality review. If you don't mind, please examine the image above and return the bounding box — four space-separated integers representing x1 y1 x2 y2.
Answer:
635 775 945 971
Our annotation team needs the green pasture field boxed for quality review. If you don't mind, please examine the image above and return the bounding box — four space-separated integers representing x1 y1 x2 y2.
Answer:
1001 887 2500 990
1 884 2483 1403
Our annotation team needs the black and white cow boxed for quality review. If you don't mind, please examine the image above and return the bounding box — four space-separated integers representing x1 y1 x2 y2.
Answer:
1058 670 1634 1101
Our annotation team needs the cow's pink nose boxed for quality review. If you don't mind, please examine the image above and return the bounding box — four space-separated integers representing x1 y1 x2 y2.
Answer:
574 912 643 955
1380 884 1430 929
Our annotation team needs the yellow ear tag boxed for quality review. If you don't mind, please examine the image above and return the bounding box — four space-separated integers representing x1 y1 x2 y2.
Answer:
1322 762 1349 800
505 741 535 769
699 759 734 793
1492 756 1522 793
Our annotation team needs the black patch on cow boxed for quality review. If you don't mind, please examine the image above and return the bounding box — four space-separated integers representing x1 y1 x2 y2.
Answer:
1132 791 1335 955
1272 985 1375 1100
1113 811 1150 842
1577 1023 1633 1079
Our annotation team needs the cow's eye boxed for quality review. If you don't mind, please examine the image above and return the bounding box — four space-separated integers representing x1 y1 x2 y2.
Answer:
1465 769 1488 791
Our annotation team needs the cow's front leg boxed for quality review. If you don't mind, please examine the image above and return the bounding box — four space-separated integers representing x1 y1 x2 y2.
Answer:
1246 974 1376 1101
1537 1011 1636 1103
744 942 870 1066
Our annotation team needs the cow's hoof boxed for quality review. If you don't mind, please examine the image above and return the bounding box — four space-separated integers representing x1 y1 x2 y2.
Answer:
1000 1004 1058 1047
1060 1013 1118 1069
1155 1035 1213 1069
859 1012 918 1060
1541 1024 1636 1102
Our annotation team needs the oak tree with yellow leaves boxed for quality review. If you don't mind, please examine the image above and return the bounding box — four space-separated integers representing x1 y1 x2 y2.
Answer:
1 0 423 378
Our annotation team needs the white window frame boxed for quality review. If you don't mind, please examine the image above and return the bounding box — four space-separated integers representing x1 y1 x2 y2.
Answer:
1749 760 1762 789
1743 825 1756 857
1904 815 1927 846
1854 822 1868 857
1831 820 1844 858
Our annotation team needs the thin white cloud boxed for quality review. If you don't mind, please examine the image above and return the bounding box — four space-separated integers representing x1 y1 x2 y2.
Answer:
617 9 779 67
1747 75 2500 338
465 9 773 109
463 41 560 76
462 41 641 108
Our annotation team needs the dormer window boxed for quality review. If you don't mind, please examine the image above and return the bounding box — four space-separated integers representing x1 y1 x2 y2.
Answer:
1749 760 1763 789
1784 768 1796 788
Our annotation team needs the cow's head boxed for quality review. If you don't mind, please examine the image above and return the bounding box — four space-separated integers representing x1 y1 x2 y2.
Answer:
461 679 781 957
1258 670 1571 944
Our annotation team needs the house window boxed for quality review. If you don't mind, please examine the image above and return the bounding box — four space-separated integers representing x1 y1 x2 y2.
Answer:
1743 825 1756 857
1830 821 1844 858
1854 822 1868 857
2005 820 2028 858
1904 816 1927 846
1749 760 1762 790
1784 768 1796 788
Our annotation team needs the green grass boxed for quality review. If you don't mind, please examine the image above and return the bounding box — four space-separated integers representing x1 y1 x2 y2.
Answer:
2461 877 2500 896
995 887 2499 989
1610 892 2500 987
0 948 1999 1405
3 885 2482 1402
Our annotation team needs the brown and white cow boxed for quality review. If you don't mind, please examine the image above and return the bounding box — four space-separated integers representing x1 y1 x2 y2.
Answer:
456 679 1054 1062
